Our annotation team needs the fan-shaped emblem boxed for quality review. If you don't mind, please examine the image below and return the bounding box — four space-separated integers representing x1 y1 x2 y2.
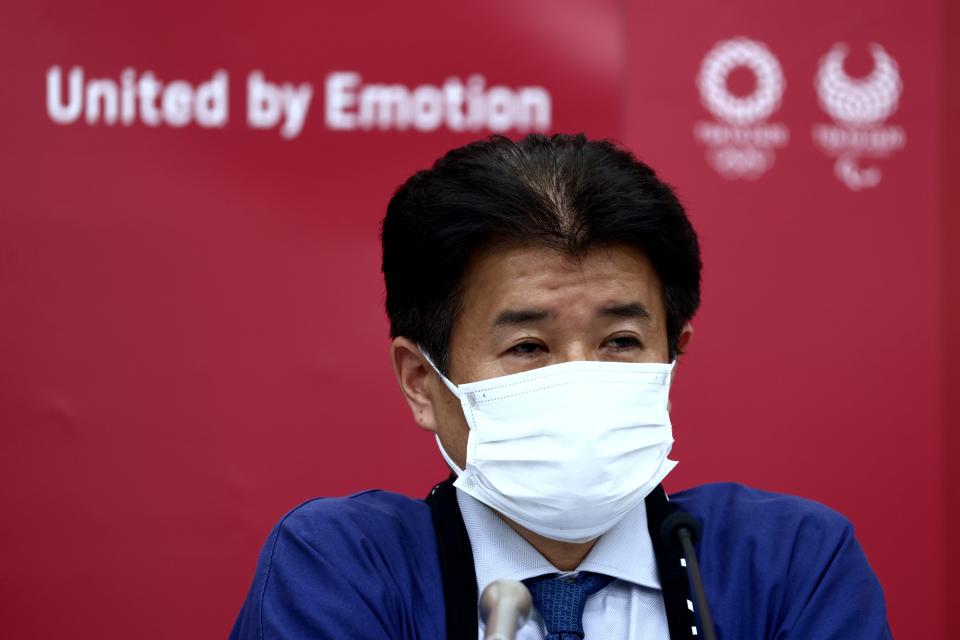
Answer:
815 43 902 128
811 43 906 191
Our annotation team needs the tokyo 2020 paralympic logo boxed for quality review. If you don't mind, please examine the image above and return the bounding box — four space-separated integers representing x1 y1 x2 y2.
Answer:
694 37 789 179
812 43 905 191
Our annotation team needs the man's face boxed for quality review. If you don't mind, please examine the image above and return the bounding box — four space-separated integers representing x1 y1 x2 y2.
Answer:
426 241 676 469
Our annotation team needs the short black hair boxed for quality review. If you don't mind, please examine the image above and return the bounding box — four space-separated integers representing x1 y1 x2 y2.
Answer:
381 133 701 374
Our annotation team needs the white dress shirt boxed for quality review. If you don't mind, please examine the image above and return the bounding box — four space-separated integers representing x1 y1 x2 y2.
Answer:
457 489 671 640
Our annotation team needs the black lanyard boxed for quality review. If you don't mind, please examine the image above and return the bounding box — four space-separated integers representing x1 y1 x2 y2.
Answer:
425 476 698 639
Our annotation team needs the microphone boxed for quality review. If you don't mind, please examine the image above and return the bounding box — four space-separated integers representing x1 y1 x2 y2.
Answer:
661 511 717 640
479 579 533 640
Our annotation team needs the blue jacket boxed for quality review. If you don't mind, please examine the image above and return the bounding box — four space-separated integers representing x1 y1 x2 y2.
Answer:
230 482 891 639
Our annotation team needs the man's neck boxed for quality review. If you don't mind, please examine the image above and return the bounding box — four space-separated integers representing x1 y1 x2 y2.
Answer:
498 513 598 572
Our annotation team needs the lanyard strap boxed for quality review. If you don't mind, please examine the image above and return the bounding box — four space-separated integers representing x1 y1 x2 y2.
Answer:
426 476 480 639
645 484 700 639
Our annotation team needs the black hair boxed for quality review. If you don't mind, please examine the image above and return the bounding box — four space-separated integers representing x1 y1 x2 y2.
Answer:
381 133 701 374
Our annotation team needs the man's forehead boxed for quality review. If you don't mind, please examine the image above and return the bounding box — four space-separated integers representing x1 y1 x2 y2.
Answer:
459 242 664 318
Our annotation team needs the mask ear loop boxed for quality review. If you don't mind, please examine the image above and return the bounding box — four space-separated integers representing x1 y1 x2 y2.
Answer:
418 346 467 476
666 359 678 412
435 434 466 476
418 346 462 398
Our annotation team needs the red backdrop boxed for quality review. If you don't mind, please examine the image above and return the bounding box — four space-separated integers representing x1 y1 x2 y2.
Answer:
944 0 959 638
0 1 951 637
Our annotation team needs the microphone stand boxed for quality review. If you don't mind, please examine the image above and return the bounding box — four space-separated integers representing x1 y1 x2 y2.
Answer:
479 579 532 640
662 511 718 640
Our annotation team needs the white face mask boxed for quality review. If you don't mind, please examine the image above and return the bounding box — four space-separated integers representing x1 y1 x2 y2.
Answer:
423 352 678 543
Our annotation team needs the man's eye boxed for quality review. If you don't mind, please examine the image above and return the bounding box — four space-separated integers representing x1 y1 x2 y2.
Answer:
509 341 546 356
607 335 641 350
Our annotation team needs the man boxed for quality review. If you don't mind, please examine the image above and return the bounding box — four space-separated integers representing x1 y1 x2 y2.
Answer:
230 134 891 639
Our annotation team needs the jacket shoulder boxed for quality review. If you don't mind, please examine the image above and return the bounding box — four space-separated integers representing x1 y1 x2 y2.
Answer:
276 489 435 548
230 490 444 640
668 483 890 639
670 481 851 535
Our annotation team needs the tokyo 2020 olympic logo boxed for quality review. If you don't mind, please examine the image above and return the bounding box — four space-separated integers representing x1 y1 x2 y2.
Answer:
694 37 789 180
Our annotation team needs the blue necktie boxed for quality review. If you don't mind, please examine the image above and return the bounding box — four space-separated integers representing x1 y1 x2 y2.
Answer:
524 572 614 640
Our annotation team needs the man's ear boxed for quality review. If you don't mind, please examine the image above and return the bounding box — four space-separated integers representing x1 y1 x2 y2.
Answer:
669 323 693 414
678 322 693 356
390 336 442 433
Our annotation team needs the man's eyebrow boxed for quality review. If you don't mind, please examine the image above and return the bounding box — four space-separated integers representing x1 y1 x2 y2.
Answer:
599 302 652 320
492 308 553 327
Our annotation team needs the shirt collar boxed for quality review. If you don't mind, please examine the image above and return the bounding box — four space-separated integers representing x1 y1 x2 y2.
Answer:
455 488 661 594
